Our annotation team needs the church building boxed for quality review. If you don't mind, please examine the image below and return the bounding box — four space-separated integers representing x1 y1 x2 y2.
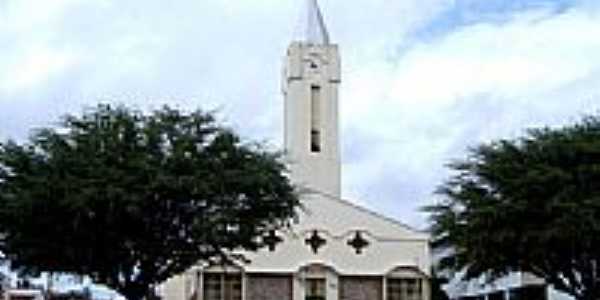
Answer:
161 1 431 300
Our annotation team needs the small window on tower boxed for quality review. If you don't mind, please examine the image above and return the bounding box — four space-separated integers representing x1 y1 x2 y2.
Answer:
311 85 322 153
311 130 321 153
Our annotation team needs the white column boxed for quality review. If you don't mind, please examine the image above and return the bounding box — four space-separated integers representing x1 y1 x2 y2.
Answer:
422 278 431 300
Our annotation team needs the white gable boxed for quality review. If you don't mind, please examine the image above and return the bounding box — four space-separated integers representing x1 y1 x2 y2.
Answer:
297 194 429 240
241 195 431 276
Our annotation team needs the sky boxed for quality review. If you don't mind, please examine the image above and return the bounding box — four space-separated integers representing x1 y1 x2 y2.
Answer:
1 0 600 229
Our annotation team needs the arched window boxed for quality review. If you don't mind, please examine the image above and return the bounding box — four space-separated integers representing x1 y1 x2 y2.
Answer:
202 266 243 300
386 267 427 300
387 278 422 300
305 278 326 300
300 264 333 300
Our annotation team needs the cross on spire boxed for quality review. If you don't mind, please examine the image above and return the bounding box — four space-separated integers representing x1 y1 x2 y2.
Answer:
295 0 330 45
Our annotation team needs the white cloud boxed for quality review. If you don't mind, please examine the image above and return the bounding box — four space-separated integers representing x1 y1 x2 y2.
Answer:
0 0 82 32
345 5 600 112
0 46 77 94
1 1 600 228
340 4 600 227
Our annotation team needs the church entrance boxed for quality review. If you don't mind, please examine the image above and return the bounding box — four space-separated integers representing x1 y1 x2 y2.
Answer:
339 276 383 300
245 274 293 300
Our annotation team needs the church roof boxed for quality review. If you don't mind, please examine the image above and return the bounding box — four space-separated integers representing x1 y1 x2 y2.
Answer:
297 191 429 241
294 0 330 45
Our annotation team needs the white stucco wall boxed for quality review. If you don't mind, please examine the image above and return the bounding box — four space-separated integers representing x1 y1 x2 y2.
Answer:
161 192 431 300
283 42 341 198
162 275 189 300
243 194 430 276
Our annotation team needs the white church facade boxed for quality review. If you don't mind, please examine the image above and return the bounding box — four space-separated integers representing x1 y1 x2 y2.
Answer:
161 1 431 300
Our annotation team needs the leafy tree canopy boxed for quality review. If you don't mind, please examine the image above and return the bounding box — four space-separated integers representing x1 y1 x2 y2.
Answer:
0 105 299 300
426 116 600 300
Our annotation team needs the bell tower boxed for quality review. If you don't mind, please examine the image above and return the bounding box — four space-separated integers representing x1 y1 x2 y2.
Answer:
282 0 341 198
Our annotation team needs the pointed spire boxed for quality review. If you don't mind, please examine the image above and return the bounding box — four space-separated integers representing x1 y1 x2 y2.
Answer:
294 0 330 45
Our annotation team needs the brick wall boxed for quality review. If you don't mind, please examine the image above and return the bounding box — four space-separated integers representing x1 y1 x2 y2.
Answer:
245 274 293 300
339 276 383 300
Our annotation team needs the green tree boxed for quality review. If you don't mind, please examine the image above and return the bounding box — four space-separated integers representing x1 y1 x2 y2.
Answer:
0 105 299 300
430 270 449 300
426 116 600 300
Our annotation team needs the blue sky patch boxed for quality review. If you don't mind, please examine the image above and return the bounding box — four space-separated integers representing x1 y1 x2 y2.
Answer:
410 0 577 42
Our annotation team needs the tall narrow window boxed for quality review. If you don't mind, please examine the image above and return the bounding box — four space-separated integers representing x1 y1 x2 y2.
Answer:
311 85 322 153
387 278 422 300
224 274 242 300
305 278 326 300
204 274 222 300
203 273 242 300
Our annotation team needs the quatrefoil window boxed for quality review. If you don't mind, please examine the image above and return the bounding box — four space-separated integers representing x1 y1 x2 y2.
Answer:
305 230 327 254
347 231 370 254
262 230 283 252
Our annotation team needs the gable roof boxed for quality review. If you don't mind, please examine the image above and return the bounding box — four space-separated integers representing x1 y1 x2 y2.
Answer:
237 190 431 275
294 188 430 241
